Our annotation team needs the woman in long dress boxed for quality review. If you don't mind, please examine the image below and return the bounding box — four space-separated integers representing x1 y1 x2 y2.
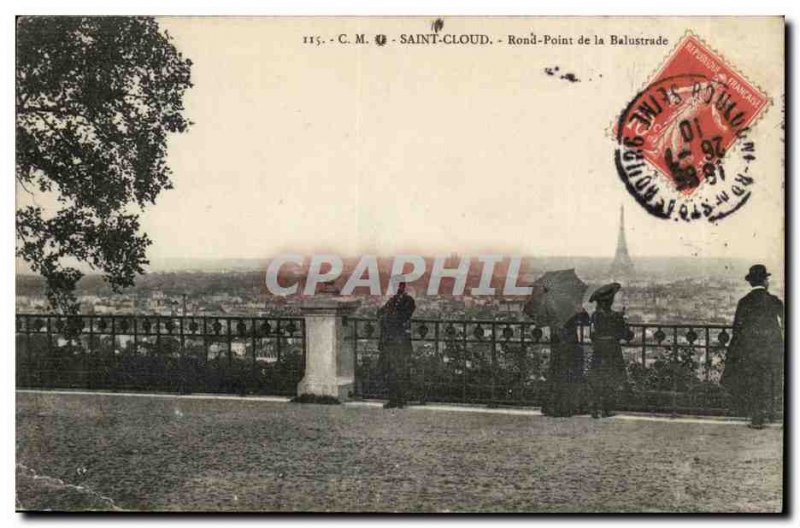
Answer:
588 283 627 418
523 269 590 417
542 313 587 417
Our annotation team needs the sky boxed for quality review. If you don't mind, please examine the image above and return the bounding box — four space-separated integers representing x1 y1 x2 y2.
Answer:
18 17 787 272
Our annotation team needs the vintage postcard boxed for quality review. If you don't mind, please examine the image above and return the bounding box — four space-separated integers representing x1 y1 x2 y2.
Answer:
15 16 785 512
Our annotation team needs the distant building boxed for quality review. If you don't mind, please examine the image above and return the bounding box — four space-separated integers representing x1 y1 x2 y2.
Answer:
609 205 635 280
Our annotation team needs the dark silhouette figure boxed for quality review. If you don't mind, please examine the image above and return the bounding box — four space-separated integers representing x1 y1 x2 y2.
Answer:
721 265 784 428
542 313 588 417
378 282 416 409
523 269 589 417
588 283 627 418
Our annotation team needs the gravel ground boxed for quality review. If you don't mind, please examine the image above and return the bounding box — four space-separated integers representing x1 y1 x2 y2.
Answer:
16 391 783 512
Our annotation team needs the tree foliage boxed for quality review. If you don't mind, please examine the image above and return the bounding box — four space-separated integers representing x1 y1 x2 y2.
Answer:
16 16 192 312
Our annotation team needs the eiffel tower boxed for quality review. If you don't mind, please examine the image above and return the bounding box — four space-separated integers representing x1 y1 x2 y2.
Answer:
609 205 635 279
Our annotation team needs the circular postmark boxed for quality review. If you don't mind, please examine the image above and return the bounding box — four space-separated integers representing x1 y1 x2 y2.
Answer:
615 74 759 223
613 33 768 223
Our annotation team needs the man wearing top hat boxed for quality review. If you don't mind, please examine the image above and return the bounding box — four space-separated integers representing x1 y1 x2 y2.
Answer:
721 265 784 428
588 282 628 418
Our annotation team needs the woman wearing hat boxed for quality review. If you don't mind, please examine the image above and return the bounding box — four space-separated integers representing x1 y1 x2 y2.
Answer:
588 282 628 418
721 264 784 428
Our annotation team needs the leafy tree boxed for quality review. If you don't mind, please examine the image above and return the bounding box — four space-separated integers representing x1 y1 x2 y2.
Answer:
16 17 192 312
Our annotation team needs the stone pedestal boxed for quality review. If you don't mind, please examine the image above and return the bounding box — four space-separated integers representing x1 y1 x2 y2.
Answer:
296 296 361 401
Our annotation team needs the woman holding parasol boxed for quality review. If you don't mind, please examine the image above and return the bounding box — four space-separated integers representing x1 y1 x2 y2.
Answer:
523 269 589 417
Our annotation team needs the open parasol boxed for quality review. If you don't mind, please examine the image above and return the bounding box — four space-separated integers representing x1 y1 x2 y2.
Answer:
523 269 588 328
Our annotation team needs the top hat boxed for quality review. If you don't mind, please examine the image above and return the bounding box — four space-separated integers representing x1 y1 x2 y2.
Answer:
745 264 770 284
589 282 621 303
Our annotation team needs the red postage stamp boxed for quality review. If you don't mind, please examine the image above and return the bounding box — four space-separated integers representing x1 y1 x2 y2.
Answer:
615 33 770 223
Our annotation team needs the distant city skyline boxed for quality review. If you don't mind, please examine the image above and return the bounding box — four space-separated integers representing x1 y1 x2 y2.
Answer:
17 254 784 291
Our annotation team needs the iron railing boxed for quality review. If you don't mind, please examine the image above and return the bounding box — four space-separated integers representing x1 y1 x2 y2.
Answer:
346 317 760 415
16 312 782 416
15 314 305 396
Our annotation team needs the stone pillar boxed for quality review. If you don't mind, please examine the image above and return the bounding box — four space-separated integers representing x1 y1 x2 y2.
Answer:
296 295 361 401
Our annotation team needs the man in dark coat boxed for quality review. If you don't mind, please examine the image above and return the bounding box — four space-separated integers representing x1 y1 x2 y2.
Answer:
378 281 416 409
588 282 628 418
721 265 784 428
